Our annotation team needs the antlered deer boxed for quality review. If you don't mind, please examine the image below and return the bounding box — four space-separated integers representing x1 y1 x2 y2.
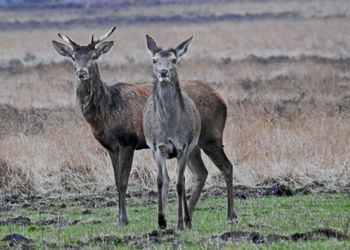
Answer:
52 27 236 226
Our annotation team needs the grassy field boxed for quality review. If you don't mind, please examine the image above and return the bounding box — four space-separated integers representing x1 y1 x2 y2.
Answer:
1 186 349 248
1 0 350 248
1 0 350 193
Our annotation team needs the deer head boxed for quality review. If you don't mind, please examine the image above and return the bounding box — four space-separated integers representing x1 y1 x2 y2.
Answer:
52 27 116 81
146 34 193 84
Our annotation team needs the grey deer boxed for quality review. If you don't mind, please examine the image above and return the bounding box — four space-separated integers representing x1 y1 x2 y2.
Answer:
143 34 201 230
52 27 236 226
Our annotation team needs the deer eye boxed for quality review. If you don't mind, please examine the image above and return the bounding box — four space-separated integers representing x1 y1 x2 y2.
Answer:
92 55 98 60
172 59 177 64
152 59 157 64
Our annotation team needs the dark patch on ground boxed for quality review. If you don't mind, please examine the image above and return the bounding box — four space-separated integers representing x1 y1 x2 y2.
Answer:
199 182 350 201
0 216 31 226
82 209 92 214
0 216 68 227
41 229 177 248
106 200 117 207
45 241 84 249
121 229 180 248
264 185 293 196
59 203 67 209
0 206 11 212
1 233 35 249
35 218 60 225
1 183 348 212
216 227 350 244
90 235 121 247
3 194 24 204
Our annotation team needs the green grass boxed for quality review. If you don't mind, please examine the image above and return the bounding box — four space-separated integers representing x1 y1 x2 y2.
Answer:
0 193 349 249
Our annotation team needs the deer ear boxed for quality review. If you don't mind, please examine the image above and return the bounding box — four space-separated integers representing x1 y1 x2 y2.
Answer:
52 40 73 58
175 35 193 58
95 41 114 57
146 34 158 55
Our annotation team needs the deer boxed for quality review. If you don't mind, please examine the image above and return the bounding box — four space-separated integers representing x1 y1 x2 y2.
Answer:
52 27 237 226
143 34 201 230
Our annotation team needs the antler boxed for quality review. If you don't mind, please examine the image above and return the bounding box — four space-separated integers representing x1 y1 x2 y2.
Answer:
57 33 78 48
90 26 116 46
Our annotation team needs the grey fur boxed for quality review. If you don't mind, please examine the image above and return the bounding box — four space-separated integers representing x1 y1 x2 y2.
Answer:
143 35 201 230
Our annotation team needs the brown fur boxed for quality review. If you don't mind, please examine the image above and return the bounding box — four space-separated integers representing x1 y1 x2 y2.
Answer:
92 81 227 151
99 80 227 151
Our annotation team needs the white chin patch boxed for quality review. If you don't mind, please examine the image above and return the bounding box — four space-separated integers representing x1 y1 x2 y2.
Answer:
158 76 170 83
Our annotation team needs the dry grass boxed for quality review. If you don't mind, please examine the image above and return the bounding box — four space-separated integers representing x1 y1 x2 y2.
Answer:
227 108 350 186
1 1 350 195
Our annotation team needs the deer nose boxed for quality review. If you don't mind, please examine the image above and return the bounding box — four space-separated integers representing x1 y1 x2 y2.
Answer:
77 70 87 79
160 69 168 77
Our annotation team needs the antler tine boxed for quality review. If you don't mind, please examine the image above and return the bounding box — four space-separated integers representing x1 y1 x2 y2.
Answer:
92 26 116 46
58 33 78 47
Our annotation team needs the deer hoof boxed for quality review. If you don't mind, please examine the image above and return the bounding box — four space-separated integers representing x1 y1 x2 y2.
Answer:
158 214 167 229
118 219 129 226
185 217 192 229
228 211 238 221
177 221 184 231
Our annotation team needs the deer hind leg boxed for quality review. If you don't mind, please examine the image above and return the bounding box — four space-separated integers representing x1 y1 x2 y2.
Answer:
109 146 134 226
155 147 169 229
182 175 192 229
187 145 208 218
202 140 237 220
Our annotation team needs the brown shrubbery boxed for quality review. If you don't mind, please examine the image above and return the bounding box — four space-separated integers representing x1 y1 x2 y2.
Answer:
0 159 34 194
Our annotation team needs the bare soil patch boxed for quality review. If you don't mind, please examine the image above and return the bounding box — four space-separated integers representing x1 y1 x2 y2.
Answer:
217 227 350 244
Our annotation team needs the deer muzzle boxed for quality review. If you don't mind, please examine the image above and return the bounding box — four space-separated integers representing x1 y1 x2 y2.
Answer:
77 69 88 80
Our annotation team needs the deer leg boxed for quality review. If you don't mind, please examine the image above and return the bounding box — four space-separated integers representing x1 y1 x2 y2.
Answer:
155 148 168 229
182 175 192 229
187 145 208 218
202 141 237 220
176 152 188 230
109 146 134 226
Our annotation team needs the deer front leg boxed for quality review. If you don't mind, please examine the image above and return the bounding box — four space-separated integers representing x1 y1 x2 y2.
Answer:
109 146 134 226
182 175 192 229
155 148 169 229
176 151 189 230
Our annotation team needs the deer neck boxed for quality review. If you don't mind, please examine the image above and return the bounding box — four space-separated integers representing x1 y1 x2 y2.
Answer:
153 75 184 127
76 63 112 124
